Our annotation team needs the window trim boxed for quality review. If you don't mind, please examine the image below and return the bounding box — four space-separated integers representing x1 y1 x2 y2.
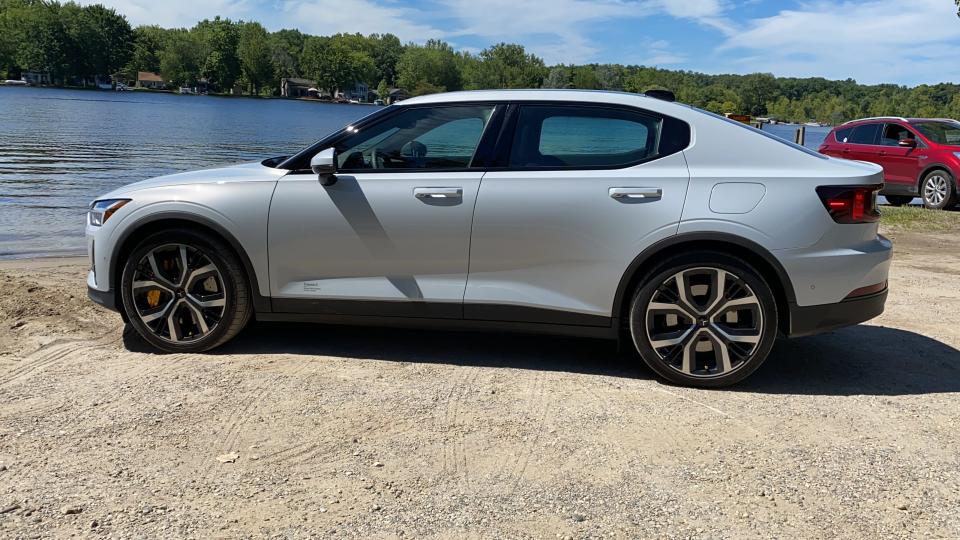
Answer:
489 101 690 172
279 100 691 174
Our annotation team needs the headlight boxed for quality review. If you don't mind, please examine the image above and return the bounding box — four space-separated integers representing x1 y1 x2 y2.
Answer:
88 199 130 226
953 152 960 161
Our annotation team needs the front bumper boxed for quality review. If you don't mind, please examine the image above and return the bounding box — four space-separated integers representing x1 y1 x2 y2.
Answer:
787 288 887 338
87 284 119 312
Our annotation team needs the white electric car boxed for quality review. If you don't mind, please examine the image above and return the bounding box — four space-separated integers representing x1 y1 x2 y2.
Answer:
86 90 891 387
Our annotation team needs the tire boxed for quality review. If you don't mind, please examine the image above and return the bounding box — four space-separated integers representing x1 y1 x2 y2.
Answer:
883 195 913 207
120 228 252 353
920 170 957 210
628 252 778 388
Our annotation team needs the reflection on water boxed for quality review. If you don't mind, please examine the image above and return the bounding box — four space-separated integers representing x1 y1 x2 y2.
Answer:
0 87 376 258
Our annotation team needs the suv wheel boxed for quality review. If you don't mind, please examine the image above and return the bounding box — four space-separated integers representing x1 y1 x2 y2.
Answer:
120 229 252 352
884 195 913 207
628 252 778 388
920 170 957 210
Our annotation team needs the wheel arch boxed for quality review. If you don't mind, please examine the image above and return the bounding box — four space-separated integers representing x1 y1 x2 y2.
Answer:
917 163 955 193
612 232 796 335
109 212 270 314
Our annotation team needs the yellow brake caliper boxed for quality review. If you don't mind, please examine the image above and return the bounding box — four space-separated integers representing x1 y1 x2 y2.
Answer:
146 289 161 308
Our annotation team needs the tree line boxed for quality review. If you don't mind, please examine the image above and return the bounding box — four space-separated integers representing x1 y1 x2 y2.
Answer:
3 0 960 124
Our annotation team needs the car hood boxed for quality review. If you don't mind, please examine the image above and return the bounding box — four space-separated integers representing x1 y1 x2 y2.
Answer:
100 161 288 198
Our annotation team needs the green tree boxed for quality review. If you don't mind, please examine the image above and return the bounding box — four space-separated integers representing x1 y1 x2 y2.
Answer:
368 33 401 85
60 3 132 82
396 39 461 94
269 28 304 83
300 35 375 96
237 21 272 94
464 43 545 89
376 78 389 99
160 29 201 87
193 16 240 92
126 26 169 79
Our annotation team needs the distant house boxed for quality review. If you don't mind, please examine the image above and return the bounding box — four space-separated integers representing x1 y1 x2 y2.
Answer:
387 88 409 105
137 72 164 89
339 81 370 102
21 71 51 85
281 78 319 98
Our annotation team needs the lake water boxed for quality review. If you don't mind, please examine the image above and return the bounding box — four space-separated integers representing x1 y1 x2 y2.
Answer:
0 87 377 258
0 87 832 259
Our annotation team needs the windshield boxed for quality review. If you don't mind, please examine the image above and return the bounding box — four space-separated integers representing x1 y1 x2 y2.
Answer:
911 121 960 145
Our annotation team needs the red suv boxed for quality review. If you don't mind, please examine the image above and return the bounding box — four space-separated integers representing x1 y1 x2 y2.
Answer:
819 117 960 209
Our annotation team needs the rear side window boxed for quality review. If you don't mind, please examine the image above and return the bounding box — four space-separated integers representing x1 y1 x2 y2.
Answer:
848 123 880 145
508 105 685 168
833 127 853 143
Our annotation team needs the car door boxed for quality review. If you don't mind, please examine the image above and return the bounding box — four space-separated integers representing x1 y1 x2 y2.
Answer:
844 122 882 163
877 123 922 190
268 104 500 317
464 103 691 324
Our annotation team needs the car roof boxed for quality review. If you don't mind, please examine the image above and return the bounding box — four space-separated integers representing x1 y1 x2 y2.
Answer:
397 89 691 116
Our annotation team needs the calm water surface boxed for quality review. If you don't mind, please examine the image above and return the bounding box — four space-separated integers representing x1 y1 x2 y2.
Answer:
0 87 376 258
0 87 832 259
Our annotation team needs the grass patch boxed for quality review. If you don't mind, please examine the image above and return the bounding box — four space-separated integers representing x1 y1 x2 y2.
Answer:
879 205 960 232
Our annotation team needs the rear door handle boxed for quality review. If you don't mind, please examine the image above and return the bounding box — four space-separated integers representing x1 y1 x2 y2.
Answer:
609 187 662 200
414 187 462 199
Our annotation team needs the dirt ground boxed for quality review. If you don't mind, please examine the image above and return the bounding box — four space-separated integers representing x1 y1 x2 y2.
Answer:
0 230 958 539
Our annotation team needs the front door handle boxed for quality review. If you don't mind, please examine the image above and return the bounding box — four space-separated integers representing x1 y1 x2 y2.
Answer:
414 187 462 199
609 187 662 200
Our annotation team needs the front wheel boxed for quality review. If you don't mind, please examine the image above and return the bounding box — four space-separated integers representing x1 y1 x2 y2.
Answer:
120 229 252 352
920 170 957 210
628 253 778 388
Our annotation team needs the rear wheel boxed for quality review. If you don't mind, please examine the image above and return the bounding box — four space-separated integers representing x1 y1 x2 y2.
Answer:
920 170 957 210
120 229 251 352
884 195 913 207
628 252 778 388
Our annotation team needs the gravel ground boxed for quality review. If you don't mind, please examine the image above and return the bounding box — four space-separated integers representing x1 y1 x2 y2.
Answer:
0 230 958 539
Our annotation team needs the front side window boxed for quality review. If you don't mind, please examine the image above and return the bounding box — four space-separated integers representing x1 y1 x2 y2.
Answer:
508 105 665 168
848 123 880 145
335 105 495 171
911 121 960 145
880 123 915 146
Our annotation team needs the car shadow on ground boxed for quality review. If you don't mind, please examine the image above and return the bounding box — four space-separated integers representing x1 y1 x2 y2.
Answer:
124 322 960 396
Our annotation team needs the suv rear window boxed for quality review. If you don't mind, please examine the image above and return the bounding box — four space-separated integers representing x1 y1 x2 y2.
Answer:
848 123 880 145
834 127 853 143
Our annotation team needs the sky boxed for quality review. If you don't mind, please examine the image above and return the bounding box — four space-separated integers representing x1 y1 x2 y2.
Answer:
81 0 960 86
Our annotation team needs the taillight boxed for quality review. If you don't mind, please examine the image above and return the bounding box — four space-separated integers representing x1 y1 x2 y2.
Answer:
816 185 881 224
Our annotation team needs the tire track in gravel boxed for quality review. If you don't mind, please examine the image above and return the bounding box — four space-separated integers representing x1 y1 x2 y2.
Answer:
435 366 481 484
0 331 120 387
199 358 313 478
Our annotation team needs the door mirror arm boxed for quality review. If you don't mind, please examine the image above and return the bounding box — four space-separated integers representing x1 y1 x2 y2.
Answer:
310 148 338 186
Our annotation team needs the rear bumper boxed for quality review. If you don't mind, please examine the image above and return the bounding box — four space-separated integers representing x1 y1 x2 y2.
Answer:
787 288 887 338
87 285 119 313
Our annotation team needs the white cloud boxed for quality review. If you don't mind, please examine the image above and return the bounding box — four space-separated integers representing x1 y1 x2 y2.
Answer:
717 0 960 84
76 0 255 28
281 0 446 42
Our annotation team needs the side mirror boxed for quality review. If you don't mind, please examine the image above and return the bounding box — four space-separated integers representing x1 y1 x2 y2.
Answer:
310 148 337 186
899 138 917 148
